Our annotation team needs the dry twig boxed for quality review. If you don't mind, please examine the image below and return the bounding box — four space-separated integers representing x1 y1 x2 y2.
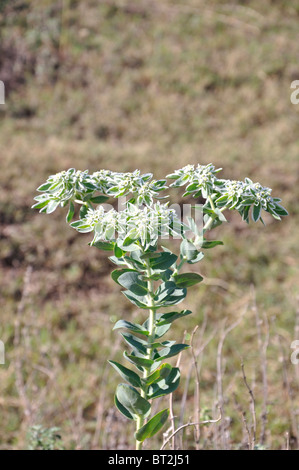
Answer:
241 362 257 450
161 412 222 451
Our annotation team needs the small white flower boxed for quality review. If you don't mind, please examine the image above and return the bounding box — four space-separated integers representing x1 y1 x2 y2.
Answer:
85 207 105 227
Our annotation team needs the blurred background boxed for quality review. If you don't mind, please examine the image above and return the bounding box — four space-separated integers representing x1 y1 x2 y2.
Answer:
0 0 298 450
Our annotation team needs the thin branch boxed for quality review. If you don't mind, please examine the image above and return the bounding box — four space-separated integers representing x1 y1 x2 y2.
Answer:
252 286 269 446
160 413 222 451
168 329 187 450
190 325 201 449
285 432 290 451
178 320 216 448
233 393 251 450
277 334 299 448
241 362 257 450
294 297 299 387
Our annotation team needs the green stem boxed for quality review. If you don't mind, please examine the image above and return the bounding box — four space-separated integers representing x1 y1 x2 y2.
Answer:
203 204 228 232
74 199 94 210
208 195 216 211
136 417 143 450
135 257 157 450
173 258 186 275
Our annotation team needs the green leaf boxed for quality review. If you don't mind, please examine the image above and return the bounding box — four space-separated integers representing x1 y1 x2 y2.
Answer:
122 291 149 309
69 220 82 228
187 252 204 264
241 205 250 223
114 244 125 258
154 323 171 339
83 182 97 191
215 195 228 206
113 320 149 336
32 200 51 211
157 309 192 326
46 200 60 214
116 384 151 418
200 240 223 249
180 239 199 262
91 240 115 251
123 255 145 271
72 223 93 233
122 334 148 355
124 352 159 370
109 256 127 266
143 363 172 386
267 207 281 220
89 195 109 204
79 204 88 219
66 201 75 223
154 282 187 306
37 182 52 192
174 273 203 288
114 394 135 420
140 252 161 260
112 269 135 284
117 271 148 296
121 235 138 248
201 206 215 216
161 269 173 282
240 198 256 206
108 361 142 388
274 204 288 217
214 208 227 222
260 216 265 226
156 343 189 360
135 409 169 442
149 252 178 271
144 273 162 281
147 367 181 399
252 203 261 222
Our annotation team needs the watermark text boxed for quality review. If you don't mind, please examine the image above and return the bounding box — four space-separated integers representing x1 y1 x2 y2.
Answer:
290 340 299 365
0 81 5 105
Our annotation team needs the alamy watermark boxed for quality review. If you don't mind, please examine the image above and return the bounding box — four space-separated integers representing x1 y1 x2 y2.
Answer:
0 340 5 365
92 199 205 249
0 81 5 105
290 80 299 105
290 340 299 365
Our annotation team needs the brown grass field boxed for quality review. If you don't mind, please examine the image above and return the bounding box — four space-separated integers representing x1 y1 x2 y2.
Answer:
0 0 299 449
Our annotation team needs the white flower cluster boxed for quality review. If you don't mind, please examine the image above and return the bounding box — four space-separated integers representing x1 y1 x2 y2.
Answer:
216 178 282 217
92 169 116 194
84 206 106 227
33 168 168 212
71 202 182 249
48 169 94 197
167 163 222 198
32 168 96 213
167 165 288 222
119 202 181 247
72 206 119 240
224 180 247 199
33 166 288 229
105 170 167 206
250 182 273 210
